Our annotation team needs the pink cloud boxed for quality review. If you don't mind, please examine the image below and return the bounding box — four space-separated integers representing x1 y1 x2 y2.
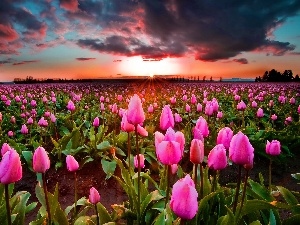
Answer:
60 0 79 12
0 24 19 41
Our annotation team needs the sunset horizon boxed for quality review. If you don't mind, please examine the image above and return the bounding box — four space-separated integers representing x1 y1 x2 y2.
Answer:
1 0 300 83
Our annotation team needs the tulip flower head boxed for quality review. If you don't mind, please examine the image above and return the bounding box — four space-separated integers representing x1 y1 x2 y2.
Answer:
237 100 246 111
217 127 233 149
33 146 50 173
159 105 175 130
271 114 277 121
89 187 101 204
127 94 145 125
134 154 145 169
1 143 12 156
155 127 185 165
256 108 264 118
193 116 209 138
67 100 76 111
190 139 204 164
66 155 79 172
170 174 198 220
208 144 227 170
266 140 281 156
0 149 22 184
92 117 100 127
21 124 29 134
121 111 135 132
229 131 254 167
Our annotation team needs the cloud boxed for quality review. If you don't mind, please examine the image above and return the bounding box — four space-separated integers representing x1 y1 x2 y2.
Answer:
233 58 248 64
1 0 300 62
76 57 96 61
12 60 39 66
60 0 79 13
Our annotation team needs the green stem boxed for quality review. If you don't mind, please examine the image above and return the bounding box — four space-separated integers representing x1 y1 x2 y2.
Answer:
42 173 52 225
233 165 242 214
128 132 131 173
74 172 78 217
269 158 272 192
212 170 219 192
135 125 141 224
193 164 198 190
240 169 249 211
95 204 100 225
5 184 12 225
199 163 204 199
180 218 186 225
165 165 171 206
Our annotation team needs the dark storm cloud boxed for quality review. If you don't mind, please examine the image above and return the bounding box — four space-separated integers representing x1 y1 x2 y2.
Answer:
76 57 96 61
74 0 299 61
12 60 39 66
233 58 248 64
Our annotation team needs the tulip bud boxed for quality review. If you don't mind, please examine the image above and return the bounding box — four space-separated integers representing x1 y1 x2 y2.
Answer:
33 146 50 173
208 144 227 170
0 149 22 184
89 187 101 204
127 94 145 125
170 174 198 219
134 154 145 169
266 140 281 156
66 155 79 172
190 139 204 164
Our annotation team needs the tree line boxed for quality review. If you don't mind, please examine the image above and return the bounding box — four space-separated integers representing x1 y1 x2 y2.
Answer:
255 69 300 82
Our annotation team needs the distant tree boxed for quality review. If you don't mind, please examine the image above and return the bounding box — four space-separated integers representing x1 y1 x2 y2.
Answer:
261 69 294 82
294 74 300 82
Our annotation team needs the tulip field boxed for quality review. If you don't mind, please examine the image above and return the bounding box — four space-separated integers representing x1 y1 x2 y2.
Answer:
0 81 300 225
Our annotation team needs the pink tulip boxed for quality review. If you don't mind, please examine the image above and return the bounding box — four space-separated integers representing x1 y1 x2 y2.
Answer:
256 108 264 118
251 101 257 108
21 124 29 134
8 131 14 137
193 116 209 138
192 128 204 142
148 104 154 113
89 187 101 204
182 95 187 101
185 104 191 113
170 164 178 175
27 117 34 124
0 149 22 184
285 116 292 125
174 113 182 123
170 174 198 220
100 102 105 111
38 117 48 127
10 116 16 124
30 100 37 107
67 100 76 111
1 143 12 156
196 103 202 112
212 98 219 112
111 103 118 114
155 128 185 165
121 112 135 132
50 114 56 123
271 114 277 121
217 111 223 119
170 96 176 104
298 105 300 114
229 131 254 166
190 94 197 104
269 100 274 107
289 97 296 104
66 155 79 172
190 139 204 164
266 140 281 156
93 117 100 127
159 105 175 130
137 124 148 136
134 154 145 168
100 96 105 102
33 146 50 173
205 101 214 116
237 100 246 111
217 127 233 149
207 144 227 170
127 94 145 125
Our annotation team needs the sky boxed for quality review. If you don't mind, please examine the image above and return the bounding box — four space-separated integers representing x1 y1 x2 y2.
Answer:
1 0 300 82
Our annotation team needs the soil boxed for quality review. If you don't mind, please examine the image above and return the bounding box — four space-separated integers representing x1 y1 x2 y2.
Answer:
15 152 300 224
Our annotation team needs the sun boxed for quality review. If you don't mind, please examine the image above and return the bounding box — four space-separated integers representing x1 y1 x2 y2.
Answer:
149 73 154 78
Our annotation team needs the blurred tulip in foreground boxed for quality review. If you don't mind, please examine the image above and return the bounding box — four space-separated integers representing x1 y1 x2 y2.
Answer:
170 174 198 220
0 149 22 184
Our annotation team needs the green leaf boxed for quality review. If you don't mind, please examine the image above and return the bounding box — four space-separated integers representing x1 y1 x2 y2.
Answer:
22 151 33 170
101 159 116 179
282 214 300 225
217 206 235 225
277 186 300 214
248 179 274 201
74 216 95 225
97 202 113 224
249 221 262 225
239 200 277 217
97 141 111 150
141 190 164 218
291 173 300 181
